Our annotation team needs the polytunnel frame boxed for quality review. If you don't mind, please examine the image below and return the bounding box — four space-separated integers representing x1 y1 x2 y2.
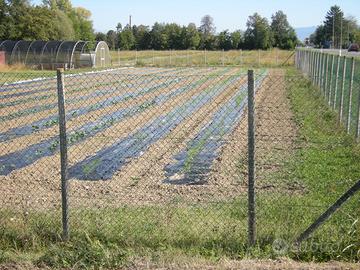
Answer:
40 41 63 69
0 40 19 65
93 41 111 68
25 40 48 66
55 41 78 69
10 40 33 64
70 41 90 68
0 40 111 69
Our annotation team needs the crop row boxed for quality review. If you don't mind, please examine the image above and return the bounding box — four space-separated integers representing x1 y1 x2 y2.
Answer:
0 69 231 175
164 71 267 185
69 70 244 180
0 69 208 141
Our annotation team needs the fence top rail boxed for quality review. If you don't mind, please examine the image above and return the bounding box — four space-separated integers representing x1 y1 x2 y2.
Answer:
296 47 360 59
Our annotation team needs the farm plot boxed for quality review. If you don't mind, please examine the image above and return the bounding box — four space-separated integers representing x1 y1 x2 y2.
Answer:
0 67 267 210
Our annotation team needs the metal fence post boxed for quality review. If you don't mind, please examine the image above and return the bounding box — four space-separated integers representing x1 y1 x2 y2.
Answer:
117 49 120 66
222 49 224 66
169 50 172 66
315 53 320 85
324 54 329 100
333 55 341 110
339 57 347 123
296 180 360 245
310 51 314 82
346 57 355 134
328 55 335 106
152 49 155 66
240 49 243 66
204 49 207 66
356 55 360 138
187 50 189 66
321 53 326 94
247 70 256 246
56 68 69 241
313 51 317 81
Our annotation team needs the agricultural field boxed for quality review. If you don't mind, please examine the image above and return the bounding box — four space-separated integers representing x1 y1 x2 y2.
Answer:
110 49 295 67
0 66 268 209
0 66 359 268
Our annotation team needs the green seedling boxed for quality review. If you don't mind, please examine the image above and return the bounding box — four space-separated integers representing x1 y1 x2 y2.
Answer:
83 158 101 177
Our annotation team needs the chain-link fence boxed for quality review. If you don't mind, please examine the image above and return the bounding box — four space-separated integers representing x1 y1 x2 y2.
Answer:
0 66 359 264
111 49 295 68
296 49 360 139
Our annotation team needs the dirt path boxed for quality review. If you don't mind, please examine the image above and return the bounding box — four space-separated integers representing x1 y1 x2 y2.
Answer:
253 69 300 191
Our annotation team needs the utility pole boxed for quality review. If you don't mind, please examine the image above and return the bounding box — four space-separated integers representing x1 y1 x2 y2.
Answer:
347 22 350 47
340 17 343 55
332 15 335 49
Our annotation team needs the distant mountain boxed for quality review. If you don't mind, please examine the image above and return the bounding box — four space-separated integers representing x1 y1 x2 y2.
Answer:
295 26 317 42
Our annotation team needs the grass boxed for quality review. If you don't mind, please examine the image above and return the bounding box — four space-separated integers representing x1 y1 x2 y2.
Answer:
110 49 295 67
0 68 359 268
0 49 292 84
0 65 124 84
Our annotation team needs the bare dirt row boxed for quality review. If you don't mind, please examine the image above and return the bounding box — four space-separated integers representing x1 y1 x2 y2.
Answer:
0 68 215 153
0 67 243 210
0 68 299 211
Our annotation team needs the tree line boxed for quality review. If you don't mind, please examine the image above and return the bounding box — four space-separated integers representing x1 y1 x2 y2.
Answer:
309 5 360 48
0 0 94 41
0 0 299 50
97 11 298 51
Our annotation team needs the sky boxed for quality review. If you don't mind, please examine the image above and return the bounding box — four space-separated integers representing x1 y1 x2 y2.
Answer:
32 0 360 33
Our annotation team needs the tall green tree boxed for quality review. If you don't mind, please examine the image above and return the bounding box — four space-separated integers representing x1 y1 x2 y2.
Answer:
217 30 232 50
68 7 95 41
95 32 106 42
0 0 8 39
270 10 297 49
106 30 117 50
52 9 75 40
21 6 60 40
43 0 94 41
42 0 72 13
165 23 182 49
182 23 200 50
133 25 151 50
323 5 345 48
199 15 216 49
244 13 272 50
231 30 242 49
118 25 135 50
310 25 327 47
150 23 167 50
343 15 360 46
5 0 32 40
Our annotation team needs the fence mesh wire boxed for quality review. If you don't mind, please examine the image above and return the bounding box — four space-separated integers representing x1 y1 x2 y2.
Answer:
0 66 359 263
296 50 360 139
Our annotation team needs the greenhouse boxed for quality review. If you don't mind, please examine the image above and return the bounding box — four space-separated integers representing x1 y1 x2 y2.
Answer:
0 40 111 69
